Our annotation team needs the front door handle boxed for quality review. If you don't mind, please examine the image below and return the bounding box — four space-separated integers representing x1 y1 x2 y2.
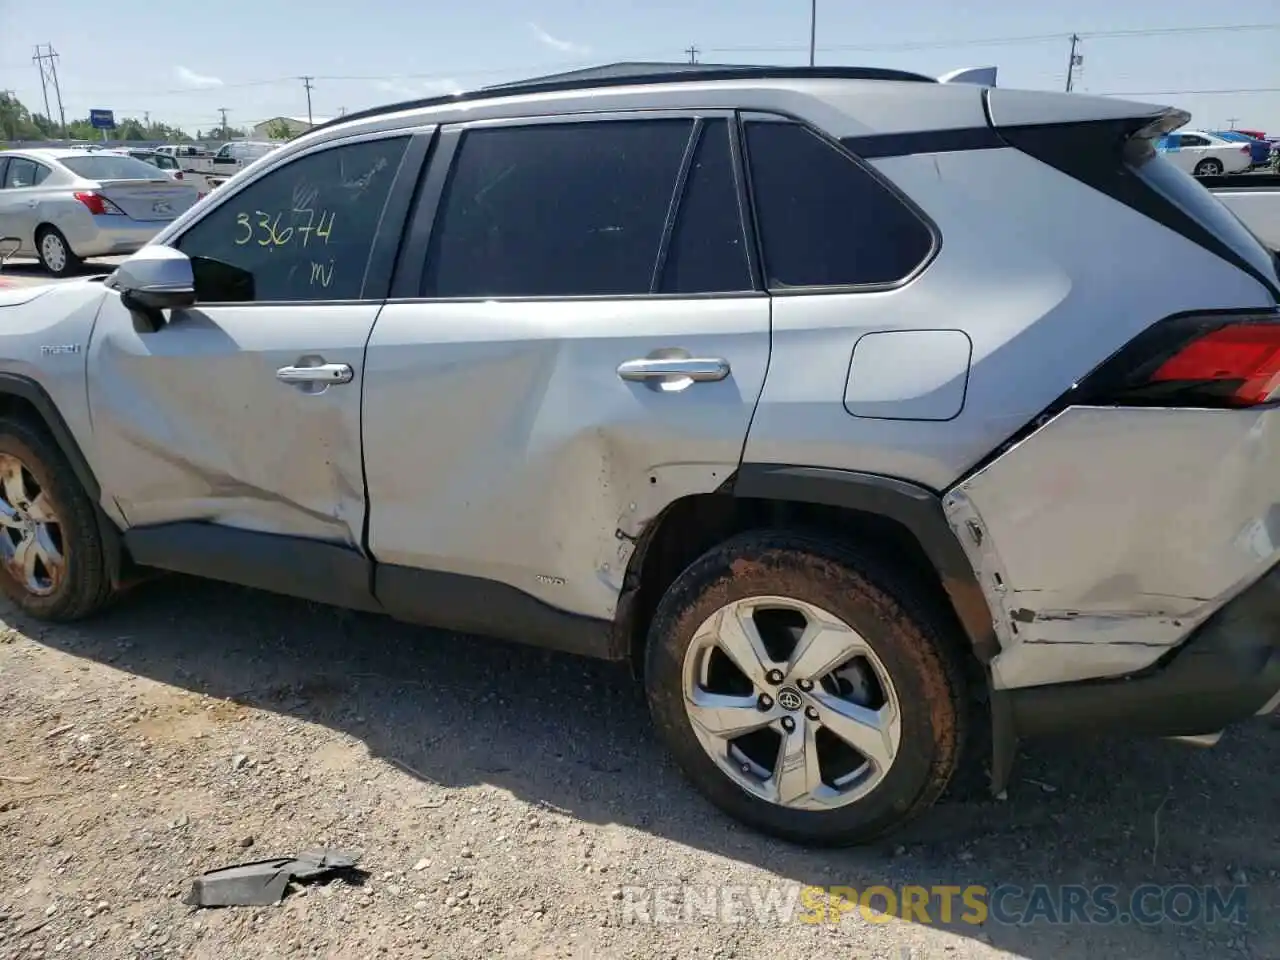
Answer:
617 357 730 383
276 362 353 385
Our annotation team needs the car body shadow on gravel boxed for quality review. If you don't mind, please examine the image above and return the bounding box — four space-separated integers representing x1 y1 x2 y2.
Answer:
11 574 1277 959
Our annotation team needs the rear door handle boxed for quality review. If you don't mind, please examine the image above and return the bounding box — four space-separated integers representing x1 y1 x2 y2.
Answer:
276 362 353 385
617 357 730 383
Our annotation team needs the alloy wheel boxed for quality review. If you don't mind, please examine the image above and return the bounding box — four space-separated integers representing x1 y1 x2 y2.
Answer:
0 453 65 596
681 596 902 811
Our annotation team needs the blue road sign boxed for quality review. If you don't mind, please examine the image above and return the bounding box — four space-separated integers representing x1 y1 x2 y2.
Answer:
89 109 115 130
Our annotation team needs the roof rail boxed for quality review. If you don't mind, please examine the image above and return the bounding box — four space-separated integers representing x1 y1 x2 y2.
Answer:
307 62 937 136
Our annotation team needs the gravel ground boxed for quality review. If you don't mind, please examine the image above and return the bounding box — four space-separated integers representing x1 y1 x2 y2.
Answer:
0 576 1274 959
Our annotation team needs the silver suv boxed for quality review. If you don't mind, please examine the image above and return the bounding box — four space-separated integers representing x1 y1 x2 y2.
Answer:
0 64 1277 846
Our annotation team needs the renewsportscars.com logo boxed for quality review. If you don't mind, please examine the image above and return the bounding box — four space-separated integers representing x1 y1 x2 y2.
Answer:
616 883 1248 927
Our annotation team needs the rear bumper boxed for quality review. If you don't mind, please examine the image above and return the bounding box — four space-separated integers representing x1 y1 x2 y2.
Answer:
61 215 167 259
1004 562 1280 739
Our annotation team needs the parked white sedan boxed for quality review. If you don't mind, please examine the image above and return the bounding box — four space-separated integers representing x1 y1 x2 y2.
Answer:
0 149 200 277
1155 130 1254 177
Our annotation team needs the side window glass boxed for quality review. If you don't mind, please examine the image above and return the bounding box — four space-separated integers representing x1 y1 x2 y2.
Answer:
424 119 694 298
31 164 51 186
4 159 38 189
176 137 410 303
659 119 753 294
744 120 934 289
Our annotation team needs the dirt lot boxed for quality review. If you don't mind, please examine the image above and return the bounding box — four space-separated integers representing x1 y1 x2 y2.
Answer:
0 574 1275 960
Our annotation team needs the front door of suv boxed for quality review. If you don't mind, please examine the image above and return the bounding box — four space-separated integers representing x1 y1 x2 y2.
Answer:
364 112 771 640
85 129 430 606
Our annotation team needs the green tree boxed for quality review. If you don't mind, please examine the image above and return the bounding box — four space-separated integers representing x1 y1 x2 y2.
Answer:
265 118 294 140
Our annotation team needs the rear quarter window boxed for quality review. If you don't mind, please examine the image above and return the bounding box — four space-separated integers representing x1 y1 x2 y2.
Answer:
744 120 935 290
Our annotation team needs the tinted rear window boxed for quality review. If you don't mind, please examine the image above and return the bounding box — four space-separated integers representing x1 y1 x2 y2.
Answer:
60 155 167 181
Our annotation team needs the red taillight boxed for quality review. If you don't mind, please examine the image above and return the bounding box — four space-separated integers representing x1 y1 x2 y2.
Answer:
1076 315 1280 409
1241 145 1252 155
1149 323 1280 406
73 192 124 216
174 170 184 180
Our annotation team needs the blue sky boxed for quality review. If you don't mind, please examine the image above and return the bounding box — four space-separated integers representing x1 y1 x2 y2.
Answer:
1 0 1277 135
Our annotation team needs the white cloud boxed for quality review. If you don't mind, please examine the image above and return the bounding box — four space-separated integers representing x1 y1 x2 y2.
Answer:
174 66 223 88
374 77 463 100
528 23 591 56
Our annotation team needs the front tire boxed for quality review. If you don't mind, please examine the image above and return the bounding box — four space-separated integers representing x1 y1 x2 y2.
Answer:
36 226 82 278
1194 158 1224 177
0 419 113 620
644 530 967 846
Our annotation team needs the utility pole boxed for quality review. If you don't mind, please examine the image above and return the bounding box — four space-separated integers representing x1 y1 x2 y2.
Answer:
31 44 67 137
218 107 229 138
1065 33 1082 92
301 75 314 126
809 0 817 66
1226 116 1240 129
685 45 700 64
143 111 150 127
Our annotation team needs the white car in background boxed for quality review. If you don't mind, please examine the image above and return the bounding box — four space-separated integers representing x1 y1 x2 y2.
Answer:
1155 129 1253 177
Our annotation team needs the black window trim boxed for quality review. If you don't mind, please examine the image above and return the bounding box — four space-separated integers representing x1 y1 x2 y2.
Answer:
0 157 8 189
737 109 942 297
167 126 435 306
388 107 769 304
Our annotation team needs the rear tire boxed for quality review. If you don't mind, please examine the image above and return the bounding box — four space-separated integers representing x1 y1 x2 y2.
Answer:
0 418 114 620
1193 158 1224 177
35 226 82 278
644 529 968 846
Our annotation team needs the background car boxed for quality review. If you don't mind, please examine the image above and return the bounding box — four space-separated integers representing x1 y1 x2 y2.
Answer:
0 149 200 276
1154 129 1253 176
1210 130 1272 167
124 149 186 181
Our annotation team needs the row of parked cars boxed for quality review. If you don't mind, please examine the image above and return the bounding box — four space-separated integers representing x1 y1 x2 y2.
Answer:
0 147 201 276
1155 127 1275 176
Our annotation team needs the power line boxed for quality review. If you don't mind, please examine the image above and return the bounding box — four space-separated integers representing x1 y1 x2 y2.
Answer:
710 21 1280 54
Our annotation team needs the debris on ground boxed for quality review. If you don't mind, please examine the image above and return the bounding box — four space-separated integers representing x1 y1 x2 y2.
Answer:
184 848 363 907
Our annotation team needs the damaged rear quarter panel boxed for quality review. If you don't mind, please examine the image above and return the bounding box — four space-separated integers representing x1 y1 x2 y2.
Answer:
945 405 1280 689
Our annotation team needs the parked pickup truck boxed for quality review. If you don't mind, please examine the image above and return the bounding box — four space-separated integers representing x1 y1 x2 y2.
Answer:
155 141 280 180
1204 173 1280 250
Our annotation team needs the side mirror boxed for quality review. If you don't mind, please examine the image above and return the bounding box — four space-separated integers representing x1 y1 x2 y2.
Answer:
106 246 196 331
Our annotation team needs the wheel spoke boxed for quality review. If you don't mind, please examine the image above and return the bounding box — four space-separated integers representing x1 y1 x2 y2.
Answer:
25 492 57 525
0 458 26 514
32 525 63 587
713 604 773 686
786 618 864 684
0 500 20 528
685 689 773 739
772 721 822 806
10 533 37 587
811 693 896 772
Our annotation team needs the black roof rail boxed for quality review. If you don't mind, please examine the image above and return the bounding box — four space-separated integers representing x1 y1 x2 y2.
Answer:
306 63 936 136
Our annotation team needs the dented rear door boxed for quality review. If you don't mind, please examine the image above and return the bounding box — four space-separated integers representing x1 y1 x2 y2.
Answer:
363 112 770 622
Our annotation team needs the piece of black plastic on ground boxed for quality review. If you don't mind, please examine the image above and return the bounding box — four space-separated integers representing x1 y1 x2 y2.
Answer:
184 849 364 908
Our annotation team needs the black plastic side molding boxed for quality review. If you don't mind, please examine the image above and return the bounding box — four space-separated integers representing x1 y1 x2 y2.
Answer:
733 464 998 661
